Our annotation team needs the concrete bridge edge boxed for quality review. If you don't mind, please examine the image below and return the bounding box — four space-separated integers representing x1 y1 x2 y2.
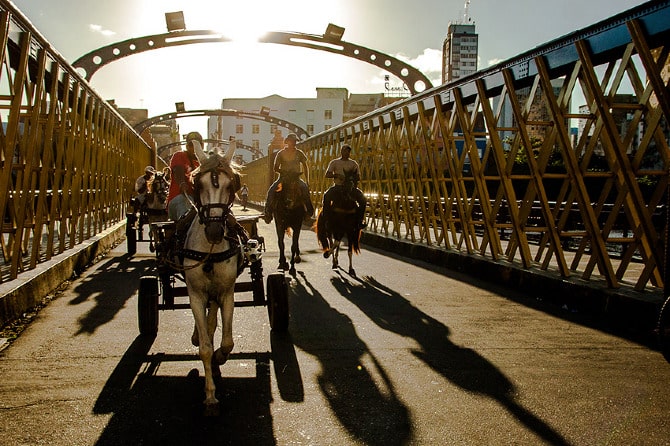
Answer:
361 232 663 340
0 222 127 328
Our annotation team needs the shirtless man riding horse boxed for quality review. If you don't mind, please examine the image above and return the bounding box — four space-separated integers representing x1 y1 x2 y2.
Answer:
263 133 314 224
322 144 367 229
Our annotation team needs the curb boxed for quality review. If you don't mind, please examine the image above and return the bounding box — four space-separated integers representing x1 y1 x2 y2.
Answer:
0 221 127 327
361 231 663 336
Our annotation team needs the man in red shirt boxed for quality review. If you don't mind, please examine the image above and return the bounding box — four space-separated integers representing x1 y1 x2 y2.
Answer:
167 132 201 221
167 131 248 243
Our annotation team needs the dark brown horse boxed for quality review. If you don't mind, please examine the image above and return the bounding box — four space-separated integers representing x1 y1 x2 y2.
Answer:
271 171 307 274
316 176 362 276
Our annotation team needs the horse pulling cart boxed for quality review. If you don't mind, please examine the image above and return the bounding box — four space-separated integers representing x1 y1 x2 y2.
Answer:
136 214 289 336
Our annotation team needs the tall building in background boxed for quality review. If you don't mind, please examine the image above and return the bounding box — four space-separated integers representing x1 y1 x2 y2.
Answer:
442 1 478 83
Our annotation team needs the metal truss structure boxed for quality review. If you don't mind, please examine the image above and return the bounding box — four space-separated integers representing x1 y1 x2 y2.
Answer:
1 0 669 302
247 0 670 293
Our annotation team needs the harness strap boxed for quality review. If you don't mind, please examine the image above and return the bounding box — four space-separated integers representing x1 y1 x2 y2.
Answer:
179 237 240 263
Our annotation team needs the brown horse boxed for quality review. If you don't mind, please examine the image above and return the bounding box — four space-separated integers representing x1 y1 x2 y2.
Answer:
315 177 362 276
270 171 307 274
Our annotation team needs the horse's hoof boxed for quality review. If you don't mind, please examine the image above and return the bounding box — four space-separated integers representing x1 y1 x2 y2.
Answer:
213 348 229 365
289 266 296 275
278 262 289 270
294 255 301 263
323 251 330 258
349 268 356 277
204 402 220 417
332 264 338 270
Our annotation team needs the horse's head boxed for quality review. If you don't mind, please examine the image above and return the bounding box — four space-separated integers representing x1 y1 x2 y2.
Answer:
192 142 241 244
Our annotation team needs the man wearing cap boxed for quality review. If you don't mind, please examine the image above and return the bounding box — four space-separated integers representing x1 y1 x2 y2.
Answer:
263 133 314 224
134 165 156 213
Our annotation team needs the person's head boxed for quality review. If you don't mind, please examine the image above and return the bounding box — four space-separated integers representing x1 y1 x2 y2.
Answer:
341 145 352 159
284 133 298 148
144 165 156 177
185 131 203 154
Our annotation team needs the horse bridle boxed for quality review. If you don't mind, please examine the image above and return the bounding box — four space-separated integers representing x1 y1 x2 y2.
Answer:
194 168 234 226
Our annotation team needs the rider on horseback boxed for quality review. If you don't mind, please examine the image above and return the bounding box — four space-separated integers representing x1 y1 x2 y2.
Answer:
263 133 314 224
322 144 367 229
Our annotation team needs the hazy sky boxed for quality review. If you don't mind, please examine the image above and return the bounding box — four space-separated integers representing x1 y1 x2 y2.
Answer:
10 0 648 124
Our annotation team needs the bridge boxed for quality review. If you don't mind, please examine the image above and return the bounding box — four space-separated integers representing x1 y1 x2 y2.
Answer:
1 0 670 441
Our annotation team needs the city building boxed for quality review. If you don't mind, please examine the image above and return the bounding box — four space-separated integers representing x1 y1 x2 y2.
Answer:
441 1 478 84
208 88 396 163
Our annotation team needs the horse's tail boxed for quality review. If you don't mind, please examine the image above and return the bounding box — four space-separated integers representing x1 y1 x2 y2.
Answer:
352 227 362 254
315 209 330 251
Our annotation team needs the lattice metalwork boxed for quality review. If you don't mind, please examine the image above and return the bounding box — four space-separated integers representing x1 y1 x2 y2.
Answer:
302 2 670 293
0 2 151 282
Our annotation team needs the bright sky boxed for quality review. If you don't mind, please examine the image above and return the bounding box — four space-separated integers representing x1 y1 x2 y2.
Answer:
11 0 648 127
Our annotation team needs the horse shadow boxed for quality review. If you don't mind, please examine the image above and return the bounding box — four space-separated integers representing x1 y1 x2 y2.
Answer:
287 271 413 445
93 336 277 445
330 273 571 445
69 254 154 336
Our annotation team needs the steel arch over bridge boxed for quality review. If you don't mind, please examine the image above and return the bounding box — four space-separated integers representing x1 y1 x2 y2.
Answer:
134 108 310 139
72 29 433 94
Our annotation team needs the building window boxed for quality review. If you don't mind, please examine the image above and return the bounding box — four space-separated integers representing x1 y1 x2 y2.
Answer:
307 124 314 134
235 124 244 134
252 140 259 150
252 124 260 134
324 110 333 120
324 124 332 131
270 124 277 134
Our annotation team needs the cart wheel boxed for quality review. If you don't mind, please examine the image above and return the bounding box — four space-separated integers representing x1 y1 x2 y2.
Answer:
138 276 159 336
658 296 670 363
267 272 289 332
126 214 137 255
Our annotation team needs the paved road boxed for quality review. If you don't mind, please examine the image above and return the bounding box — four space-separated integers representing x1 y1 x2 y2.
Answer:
1 207 670 445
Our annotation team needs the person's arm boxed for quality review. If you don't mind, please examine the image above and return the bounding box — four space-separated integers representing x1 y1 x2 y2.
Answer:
273 151 282 174
171 164 190 194
301 159 310 184
325 160 335 179
135 177 147 194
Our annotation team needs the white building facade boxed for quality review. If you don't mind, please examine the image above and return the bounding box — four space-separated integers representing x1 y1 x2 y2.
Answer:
208 88 347 163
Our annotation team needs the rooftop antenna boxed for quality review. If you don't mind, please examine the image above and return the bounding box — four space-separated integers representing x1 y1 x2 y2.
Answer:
463 0 472 23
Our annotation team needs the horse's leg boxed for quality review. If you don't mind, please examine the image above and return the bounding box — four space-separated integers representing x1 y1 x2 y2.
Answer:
348 244 355 277
190 294 219 413
276 222 287 269
214 290 235 366
205 301 221 377
331 239 341 269
291 227 301 265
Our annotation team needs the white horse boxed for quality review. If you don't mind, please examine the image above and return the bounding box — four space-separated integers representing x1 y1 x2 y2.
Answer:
182 141 242 416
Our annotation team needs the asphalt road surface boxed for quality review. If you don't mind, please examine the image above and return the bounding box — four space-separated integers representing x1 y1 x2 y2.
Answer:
1 208 670 445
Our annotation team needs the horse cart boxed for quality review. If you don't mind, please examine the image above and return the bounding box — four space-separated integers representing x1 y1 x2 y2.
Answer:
136 214 290 336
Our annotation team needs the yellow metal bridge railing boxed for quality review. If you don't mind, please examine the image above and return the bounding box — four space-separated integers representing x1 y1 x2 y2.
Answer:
292 1 669 294
0 1 152 282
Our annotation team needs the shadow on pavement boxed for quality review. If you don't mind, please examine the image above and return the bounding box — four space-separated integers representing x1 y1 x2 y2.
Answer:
69 253 154 336
332 273 571 446
93 335 276 445
287 270 413 446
